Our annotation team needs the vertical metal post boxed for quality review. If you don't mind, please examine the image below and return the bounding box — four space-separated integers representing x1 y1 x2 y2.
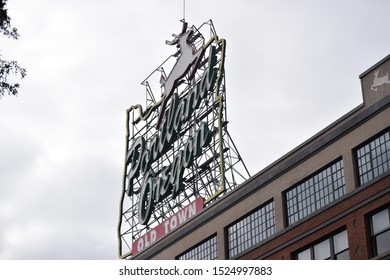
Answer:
183 0 186 22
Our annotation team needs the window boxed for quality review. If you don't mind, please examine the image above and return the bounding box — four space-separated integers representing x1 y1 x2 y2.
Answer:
296 229 349 260
177 235 218 260
369 206 390 257
227 201 275 258
285 159 345 226
356 129 390 186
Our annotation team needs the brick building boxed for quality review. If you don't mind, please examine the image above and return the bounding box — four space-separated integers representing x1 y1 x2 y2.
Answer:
132 54 390 260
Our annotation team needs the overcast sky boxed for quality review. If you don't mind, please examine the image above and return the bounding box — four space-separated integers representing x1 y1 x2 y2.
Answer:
1 0 390 259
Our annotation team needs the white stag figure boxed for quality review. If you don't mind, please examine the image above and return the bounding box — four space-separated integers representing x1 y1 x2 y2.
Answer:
157 21 205 128
371 68 390 92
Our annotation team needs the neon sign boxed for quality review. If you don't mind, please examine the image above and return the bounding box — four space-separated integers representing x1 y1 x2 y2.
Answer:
127 45 218 225
118 20 250 259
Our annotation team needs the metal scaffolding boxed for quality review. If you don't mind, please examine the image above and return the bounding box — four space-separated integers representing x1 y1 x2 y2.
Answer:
118 20 250 259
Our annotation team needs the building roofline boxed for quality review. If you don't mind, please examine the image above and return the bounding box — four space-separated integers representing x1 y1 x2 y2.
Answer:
249 102 364 182
135 94 390 260
359 53 390 79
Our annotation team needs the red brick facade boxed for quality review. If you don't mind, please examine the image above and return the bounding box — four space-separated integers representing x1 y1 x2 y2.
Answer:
239 175 390 260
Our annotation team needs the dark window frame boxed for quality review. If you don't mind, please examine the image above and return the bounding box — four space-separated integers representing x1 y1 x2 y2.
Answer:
354 127 390 186
368 205 390 257
283 158 346 227
225 200 276 259
176 234 218 260
294 228 349 260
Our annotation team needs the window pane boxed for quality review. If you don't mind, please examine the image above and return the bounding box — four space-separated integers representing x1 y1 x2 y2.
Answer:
336 250 350 260
285 159 345 226
356 130 390 185
298 248 311 260
333 230 348 253
227 201 275 258
178 235 218 260
314 239 330 260
296 230 349 260
372 209 390 235
376 231 390 255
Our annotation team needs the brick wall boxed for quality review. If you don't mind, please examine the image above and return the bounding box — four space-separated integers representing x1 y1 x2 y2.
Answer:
239 175 390 260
